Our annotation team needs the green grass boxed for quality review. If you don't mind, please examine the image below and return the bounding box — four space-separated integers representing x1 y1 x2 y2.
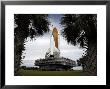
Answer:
18 69 91 76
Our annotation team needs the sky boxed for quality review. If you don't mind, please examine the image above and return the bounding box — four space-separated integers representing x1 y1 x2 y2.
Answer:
21 14 86 67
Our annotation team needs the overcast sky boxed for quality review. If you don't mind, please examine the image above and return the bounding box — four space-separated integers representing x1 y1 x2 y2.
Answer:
21 14 86 67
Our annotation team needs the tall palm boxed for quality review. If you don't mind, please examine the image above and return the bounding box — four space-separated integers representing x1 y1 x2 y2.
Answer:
14 14 49 75
61 14 97 75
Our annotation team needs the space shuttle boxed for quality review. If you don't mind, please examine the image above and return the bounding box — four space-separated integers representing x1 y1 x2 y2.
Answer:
50 27 59 55
45 27 60 58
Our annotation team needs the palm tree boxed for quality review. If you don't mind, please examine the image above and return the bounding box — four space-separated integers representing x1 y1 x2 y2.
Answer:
61 14 97 75
14 14 49 75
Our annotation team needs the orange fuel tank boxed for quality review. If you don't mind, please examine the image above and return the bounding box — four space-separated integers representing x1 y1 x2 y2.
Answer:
52 27 58 49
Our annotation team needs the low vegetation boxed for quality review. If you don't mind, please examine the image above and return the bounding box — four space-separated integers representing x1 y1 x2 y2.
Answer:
18 69 91 76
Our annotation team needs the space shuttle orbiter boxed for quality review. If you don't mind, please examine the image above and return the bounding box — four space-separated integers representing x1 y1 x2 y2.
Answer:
45 27 60 58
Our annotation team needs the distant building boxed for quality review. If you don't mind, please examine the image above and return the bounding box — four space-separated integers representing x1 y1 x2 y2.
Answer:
35 27 76 70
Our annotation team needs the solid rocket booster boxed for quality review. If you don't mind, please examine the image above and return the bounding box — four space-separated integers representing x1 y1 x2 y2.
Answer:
50 30 53 55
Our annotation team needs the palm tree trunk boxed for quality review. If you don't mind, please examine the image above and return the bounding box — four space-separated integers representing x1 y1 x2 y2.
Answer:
82 43 97 75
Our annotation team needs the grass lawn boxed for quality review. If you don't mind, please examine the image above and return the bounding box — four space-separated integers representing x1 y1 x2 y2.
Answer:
18 69 91 76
